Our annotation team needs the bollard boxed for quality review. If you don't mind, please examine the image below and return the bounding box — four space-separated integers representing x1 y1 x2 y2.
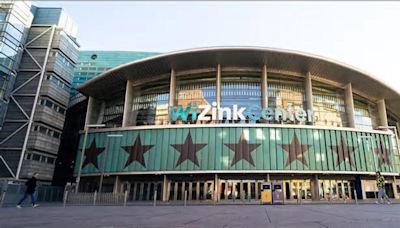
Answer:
153 190 157 207
124 190 128 207
354 189 358 205
63 191 69 208
184 190 187 207
93 191 97 206
0 191 6 208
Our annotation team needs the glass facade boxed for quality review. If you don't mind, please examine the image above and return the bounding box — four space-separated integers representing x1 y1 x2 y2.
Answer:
353 94 379 130
312 81 347 127
115 70 394 130
221 72 261 123
130 79 170 126
175 72 216 124
0 1 33 127
268 73 305 123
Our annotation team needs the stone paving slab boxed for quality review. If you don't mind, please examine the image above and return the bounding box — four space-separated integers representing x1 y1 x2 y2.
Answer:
0 204 399 228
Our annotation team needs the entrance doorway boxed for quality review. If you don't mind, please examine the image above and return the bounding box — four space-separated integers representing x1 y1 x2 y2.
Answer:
219 180 262 202
319 180 354 201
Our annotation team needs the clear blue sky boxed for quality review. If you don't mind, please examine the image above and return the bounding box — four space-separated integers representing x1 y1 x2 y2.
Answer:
35 1 400 91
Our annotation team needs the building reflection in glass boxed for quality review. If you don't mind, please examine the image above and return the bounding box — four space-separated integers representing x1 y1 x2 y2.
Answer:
353 94 378 130
312 81 347 127
175 72 216 124
221 72 261 123
268 74 305 124
131 80 170 126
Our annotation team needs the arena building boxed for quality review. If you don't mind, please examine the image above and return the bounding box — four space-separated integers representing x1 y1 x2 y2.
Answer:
74 47 400 202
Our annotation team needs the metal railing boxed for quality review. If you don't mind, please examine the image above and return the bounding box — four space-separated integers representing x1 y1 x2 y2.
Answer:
63 191 128 206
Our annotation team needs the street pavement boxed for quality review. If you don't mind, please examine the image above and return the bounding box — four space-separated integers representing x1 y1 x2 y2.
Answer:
0 204 399 228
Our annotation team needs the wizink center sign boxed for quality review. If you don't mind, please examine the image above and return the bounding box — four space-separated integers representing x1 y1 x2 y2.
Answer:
170 102 313 123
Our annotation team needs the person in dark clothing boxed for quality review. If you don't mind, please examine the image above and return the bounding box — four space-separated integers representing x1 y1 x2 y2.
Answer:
17 172 39 208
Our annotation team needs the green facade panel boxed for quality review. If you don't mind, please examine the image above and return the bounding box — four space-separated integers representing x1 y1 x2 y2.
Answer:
74 127 399 175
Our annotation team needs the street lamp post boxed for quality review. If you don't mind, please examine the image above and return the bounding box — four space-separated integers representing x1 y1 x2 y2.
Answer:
75 124 106 192
99 134 123 193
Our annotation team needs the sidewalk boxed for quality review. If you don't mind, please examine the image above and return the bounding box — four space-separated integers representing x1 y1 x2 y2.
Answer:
1 204 400 228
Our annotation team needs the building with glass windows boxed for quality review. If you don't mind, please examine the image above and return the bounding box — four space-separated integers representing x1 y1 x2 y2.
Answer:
74 47 400 202
0 1 34 129
0 4 79 182
53 51 159 185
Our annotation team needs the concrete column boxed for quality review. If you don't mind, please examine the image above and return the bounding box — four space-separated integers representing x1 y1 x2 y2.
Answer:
188 182 193 201
168 69 176 122
214 174 219 202
196 181 200 200
393 176 399 199
85 96 94 126
216 64 221 108
122 80 134 127
266 173 270 182
261 65 268 108
85 96 103 125
377 99 388 128
311 175 319 201
344 83 356 128
132 183 137 201
396 122 400 136
173 182 178 201
162 175 168 202
113 176 120 193
305 72 314 125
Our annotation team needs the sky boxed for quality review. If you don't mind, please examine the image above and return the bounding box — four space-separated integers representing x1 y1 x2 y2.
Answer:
35 1 400 92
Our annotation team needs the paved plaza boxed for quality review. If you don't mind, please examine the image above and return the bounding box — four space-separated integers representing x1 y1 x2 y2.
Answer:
0 204 400 228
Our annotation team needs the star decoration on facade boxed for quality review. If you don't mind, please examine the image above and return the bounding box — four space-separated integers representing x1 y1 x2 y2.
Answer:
329 136 357 167
122 135 154 168
82 138 105 169
278 133 311 167
374 143 391 166
224 132 261 166
171 132 207 167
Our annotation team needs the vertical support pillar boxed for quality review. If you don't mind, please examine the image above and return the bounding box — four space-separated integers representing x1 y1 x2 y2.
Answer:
162 175 168 202
85 96 95 126
168 69 176 122
305 72 314 125
188 182 193 201
377 99 388 127
196 181 200 200
261 65 268 109
393 176 399 199
266 173 270 182
122 80 134 127
216 64 221 108
113 176 120 193
396 122 400 136
214 173 219 202
344 83 356 128
311 174 319 201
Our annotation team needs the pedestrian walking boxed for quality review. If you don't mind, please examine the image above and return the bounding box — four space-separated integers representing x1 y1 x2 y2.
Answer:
16 172 39 208
376 171 391 204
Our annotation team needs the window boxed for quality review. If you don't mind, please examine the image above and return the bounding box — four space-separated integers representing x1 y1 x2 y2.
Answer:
32 154 40 161
312 81 348 127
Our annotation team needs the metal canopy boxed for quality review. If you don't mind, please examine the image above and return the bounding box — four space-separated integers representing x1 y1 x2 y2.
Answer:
77 46 400 116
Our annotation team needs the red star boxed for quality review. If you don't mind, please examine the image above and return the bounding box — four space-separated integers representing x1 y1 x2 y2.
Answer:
122 135 154 168
329 136 357 167
82 139 105 169
225 132 261 166
171 132 207 167
278 133 311 167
